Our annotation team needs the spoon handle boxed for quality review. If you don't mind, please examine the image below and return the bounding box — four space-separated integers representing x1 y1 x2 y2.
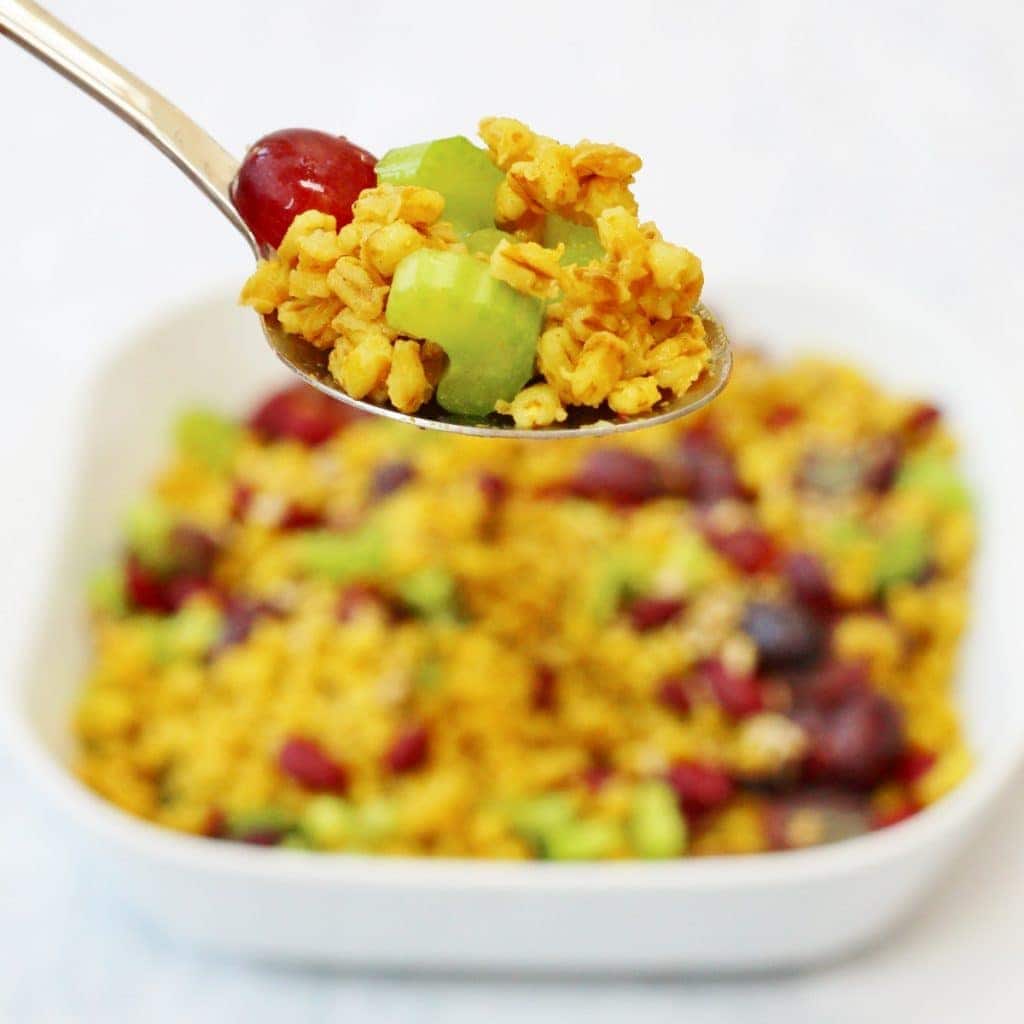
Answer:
0 0 255 251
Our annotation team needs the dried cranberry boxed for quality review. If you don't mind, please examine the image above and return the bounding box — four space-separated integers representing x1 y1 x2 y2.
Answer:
335 583 387 623
708 527 778 574
872 802 920 829
278 504 324 531
764 404 801 430
230 484 254 522
741 601 825 671
478 472 510 506
571 449 665 505
895 746 937 785
278 736 349 792
214 597 280 652
203 807 228 838
664 429 744 504
163 576 215 612
794 689 904 789
657 676 692 715
124 555 172 613
665 760 734 815
239 828 286 846
371 461 417 500
703 659 764 717
231 128 377 250
627 596 685 632
782 551 833 611
903 403 941 436
861 438 902 493
168 525 219 579
582 764 614 791
249 383 360 447
532 665 558 711
385 725 430 774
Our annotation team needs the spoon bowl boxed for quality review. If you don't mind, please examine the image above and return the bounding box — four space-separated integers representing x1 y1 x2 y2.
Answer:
263 302 731 439
1 0 731 439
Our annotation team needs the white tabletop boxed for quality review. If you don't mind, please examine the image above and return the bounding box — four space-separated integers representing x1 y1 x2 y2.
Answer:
1 1 1022 1019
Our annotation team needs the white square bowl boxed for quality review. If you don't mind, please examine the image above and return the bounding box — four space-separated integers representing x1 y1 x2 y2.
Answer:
5 275 1023 973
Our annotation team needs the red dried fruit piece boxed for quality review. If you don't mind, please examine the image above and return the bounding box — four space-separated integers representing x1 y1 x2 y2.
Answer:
903 403 941 437
478 472 510 506
702 658 764 717
656 676 692 715
203 807 228 838
163 576 215 612
664 428 745 504
664 760 735 816
278 736 349 792
249 383 361 447
582 764 614 792
708 527 778 574
531 665 558 711
764 404 801 430
628 596 685 632
861 437 903 494
782 551 834 611
335 583 388 623
571 449 666 505
240 828 286 847
371 461 417 500
872 802 921 829
124 555 172 614
168 525 220 578
385 724 430 774
278 504 325 531
214 596 281 653
231 128 377 250
895 746 937 785
230 484 254 523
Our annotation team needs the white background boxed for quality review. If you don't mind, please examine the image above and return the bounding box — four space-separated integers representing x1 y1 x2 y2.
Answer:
1 0 1022 1020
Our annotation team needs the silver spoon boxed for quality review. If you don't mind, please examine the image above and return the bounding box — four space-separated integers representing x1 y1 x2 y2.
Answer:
1 0 731 439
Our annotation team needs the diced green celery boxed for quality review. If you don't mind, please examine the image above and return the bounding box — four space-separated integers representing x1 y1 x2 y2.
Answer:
386 249 543 417
296 524 387 583
281 833 312 850
507 793 577 846
825 518 873 551
174 407 242 473
542 214 604 266
897 454 971 511
123 497 173 569
876 526 930 589
162 602 224 660
301 795 356 849
627 781 688 859
545 819 623 861
227 806 294 838
416 658 443 691
352 798 399 848
399 566 459 620
87 566 126 616
587 546 655 624
376 136 504 235
465 227 515 256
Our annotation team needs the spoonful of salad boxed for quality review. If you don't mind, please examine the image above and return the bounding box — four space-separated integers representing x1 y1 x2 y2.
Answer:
1 0 730 439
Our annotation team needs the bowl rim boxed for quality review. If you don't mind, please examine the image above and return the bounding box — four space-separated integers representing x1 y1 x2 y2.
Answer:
5 270 1022 893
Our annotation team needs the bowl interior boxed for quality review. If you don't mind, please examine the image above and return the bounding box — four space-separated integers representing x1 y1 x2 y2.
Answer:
17 278 1024 798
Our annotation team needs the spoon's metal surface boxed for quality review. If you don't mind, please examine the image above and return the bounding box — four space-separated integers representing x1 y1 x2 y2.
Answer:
1 0 731 439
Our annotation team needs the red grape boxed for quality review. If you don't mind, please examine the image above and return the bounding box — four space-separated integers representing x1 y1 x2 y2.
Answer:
231 129 377 250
